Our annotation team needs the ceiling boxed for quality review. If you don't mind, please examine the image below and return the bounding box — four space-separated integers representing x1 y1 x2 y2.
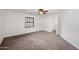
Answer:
0 9 64 15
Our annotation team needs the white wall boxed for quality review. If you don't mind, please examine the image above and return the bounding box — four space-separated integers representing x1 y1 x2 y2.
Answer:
59 10 79 49
3 12 42 37
43 15 59 32
0 11 4 44
52 15 58 31
0 15 2 44
40 15 55 32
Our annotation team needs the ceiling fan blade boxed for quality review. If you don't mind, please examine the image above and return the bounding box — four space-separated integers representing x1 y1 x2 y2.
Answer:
39 9 43 11
44 10 48 12
43 12 46 14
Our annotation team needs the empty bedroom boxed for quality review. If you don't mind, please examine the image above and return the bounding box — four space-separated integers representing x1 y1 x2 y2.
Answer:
0 9 79 50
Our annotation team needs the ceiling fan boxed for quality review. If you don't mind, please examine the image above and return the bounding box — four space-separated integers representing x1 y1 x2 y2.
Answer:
38 9 48 15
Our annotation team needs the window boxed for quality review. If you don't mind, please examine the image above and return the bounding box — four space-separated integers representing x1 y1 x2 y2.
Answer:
25 17 34 28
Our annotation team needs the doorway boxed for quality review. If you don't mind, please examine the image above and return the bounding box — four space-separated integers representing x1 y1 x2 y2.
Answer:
52 15 59 35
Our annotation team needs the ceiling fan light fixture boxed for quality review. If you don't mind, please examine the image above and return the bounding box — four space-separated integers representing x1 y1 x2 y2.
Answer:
39 11 43 15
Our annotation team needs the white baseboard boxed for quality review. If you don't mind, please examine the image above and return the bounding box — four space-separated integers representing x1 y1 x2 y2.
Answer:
59 33 79 49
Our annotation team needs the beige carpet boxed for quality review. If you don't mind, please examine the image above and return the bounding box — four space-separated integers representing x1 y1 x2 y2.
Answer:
0 31 77 50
